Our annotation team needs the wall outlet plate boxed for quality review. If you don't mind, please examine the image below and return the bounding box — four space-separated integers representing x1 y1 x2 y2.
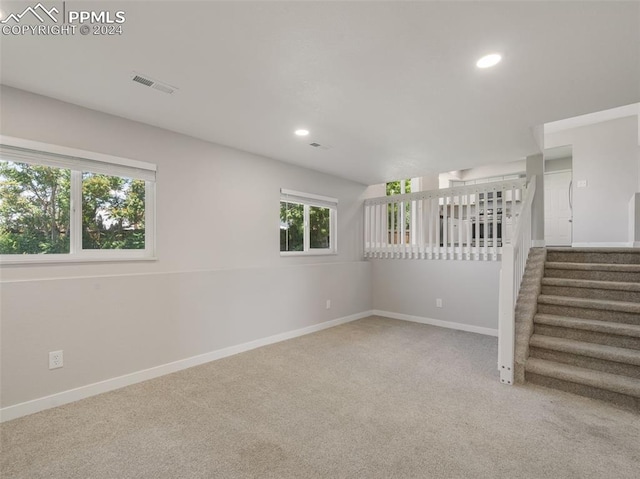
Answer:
49 350 63 369
436 298 443 308
576 180 588 188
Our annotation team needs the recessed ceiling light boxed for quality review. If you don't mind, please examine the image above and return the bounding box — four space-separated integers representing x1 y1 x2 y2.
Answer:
295 129 309 137
476 53 502 69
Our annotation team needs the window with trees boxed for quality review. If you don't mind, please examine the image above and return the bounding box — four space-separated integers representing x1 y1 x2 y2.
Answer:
280 189 337 255
0 138 156 263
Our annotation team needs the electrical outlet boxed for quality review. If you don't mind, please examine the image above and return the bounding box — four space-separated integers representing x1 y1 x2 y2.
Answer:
326 299 331 309
49 350 63 370
436 298 443 308
576 180 587 188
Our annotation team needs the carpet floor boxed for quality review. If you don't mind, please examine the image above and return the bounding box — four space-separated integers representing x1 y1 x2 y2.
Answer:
1 316 639 478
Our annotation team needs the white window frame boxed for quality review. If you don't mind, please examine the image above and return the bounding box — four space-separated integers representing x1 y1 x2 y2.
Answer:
0 136 157 265
280 188 337 256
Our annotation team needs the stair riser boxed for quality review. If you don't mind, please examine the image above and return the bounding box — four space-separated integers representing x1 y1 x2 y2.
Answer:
529 347 640 379
546 251 640 264
534 324 640 350
544 269 640 282
536 303 640 325
541 285 640 303
526 373 640 412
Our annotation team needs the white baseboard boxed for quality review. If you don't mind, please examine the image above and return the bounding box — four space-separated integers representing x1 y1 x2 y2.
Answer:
571 242 634 248
372 310 498 337
531 240 546 247
0 311 373 423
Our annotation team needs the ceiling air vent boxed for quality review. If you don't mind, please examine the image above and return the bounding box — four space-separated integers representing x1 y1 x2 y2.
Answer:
131 72 178 94
309 142 331 150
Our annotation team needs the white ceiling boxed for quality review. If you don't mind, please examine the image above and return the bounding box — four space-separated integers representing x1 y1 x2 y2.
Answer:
1 1 638 185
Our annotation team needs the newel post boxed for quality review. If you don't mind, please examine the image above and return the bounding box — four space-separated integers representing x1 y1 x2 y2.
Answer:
498 243 515 385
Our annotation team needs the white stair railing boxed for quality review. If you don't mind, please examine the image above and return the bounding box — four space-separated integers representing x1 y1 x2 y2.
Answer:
364 178 527 261
497 175 537 385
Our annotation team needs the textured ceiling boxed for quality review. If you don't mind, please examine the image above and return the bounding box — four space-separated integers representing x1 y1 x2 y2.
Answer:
1 1 638 184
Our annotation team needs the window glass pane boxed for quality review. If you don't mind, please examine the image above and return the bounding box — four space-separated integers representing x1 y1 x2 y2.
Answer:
0 161 71 254
310 206 331 249
280 201 304 252
82 173 145 250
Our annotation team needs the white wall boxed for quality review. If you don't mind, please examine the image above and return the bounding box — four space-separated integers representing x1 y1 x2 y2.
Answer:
545 157 572 173
527 154 545 244
418 173 440 191
628 193 640 245
364 183 386 199
0 86 372 411
371 259 501 334
363 173 439 200
458 160 526 181
546 116 640 246
438 160 526 188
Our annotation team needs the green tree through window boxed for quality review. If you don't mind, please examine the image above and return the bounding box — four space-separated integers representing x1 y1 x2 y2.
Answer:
280 201 304 252
0 161 147 254
82 173 145 250
0 162 70 254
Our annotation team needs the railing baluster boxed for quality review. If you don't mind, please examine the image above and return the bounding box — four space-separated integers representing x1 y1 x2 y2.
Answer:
432 196 436 259
443 196 448 259
378 203 384 258
374 203 378 255
416 199 424 259
427 197 433 259
472 189 478 260
399 197 405 258
364 204 370 257
372 203 378 257
459 194 463 260
463 193 468 260
493 187 499 260
435 196 440 259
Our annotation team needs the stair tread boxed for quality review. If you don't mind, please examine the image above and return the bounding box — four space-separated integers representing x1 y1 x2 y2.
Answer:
541 277 640 292
546 262 640 272
537 294 640 313
547 247 640 254
529 334 640 366
525 358 640 398
534 314 640 338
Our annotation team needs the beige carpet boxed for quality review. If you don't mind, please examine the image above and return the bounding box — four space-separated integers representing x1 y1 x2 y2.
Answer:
2 316 639 478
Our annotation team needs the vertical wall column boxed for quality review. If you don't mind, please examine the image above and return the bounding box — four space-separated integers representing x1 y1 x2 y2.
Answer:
417 173 441 191
526 153 545 246
629 193 640 247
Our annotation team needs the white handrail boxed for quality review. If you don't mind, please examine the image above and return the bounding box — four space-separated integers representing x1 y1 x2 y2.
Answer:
497 175 537 385
364 178 527 261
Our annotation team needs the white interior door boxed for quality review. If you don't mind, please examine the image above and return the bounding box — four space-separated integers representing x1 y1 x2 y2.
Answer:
544 170 572 246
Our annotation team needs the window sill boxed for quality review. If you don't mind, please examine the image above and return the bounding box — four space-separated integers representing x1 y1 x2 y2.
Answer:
280 251 338 257
0 255 158 266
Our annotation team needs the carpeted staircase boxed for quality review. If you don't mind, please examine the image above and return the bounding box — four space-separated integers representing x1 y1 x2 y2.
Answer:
524 248 640 410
